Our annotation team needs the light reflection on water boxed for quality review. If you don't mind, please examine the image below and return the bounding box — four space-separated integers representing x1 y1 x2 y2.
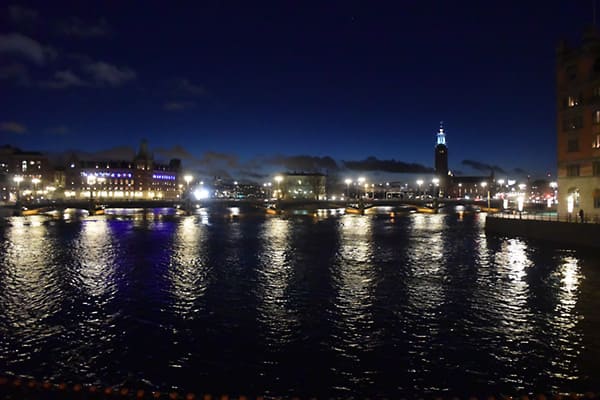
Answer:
0 212 599 397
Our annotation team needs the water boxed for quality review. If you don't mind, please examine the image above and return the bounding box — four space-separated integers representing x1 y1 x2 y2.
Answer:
0 210 599 398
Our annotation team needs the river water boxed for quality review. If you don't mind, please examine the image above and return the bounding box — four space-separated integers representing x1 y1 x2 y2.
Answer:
0 210 599 398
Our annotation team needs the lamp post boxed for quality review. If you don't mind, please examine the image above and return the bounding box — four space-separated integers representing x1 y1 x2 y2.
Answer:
481 181 490 210
416 179 423 198
31 178 40 199
275 175 283 200
13 175 23 202
344 178 352 199
357 177 365 199
432 178 440 198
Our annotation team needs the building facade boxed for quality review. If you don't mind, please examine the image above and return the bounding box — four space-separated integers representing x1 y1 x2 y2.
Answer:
64 141 182 200
0 145 51 202
556 27 600 216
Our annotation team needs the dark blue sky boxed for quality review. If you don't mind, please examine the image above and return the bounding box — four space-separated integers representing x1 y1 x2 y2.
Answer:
0 1 594 180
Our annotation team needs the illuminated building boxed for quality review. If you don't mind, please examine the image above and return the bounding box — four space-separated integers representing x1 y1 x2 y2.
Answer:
0 145 51 201
556 28 600 215
65 140 181 200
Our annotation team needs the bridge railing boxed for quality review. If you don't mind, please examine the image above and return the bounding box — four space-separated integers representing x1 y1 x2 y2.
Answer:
488 211 600 224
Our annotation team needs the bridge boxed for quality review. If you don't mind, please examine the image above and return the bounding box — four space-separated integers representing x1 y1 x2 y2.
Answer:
0 197 505 217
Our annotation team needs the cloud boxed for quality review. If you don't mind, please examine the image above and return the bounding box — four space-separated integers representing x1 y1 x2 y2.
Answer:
7 5 39 25
155 145 197 160
163 101 196 111
461 159 506 174
0 62 31 85
46 125 69 135
344 156 432 173
172 78 206 96
0 33 54 65
84 61 136 87
41 69 88 88
199 151 240 169
266 154 339 172
58 17 112 38
0 121 27 134
513 167 529 176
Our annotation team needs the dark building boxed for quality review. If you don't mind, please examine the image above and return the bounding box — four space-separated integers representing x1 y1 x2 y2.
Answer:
434 122 449 195
556 27 600 215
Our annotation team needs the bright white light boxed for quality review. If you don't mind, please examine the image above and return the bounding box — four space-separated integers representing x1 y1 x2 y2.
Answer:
416 179 423 186
275 175 283 183
13 176 23 183
517 196 524 212
550 181 558 189
567 195 574 213
481 181 487 188
503 198 509 209
184 175 193 185
344 178 352 185
508 179 516 186
358 177 365 184
194 188 210 200
432 178 440 185
497 179 505 185
31 178 41 185
518 183 526 190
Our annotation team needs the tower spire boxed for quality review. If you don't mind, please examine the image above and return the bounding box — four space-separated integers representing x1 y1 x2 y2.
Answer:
436 121 446 146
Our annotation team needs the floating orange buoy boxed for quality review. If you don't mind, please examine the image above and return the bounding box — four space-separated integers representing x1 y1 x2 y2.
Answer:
89 385 98 393
42 381 53 390
120 387 129 396
137 389 145 398
73 383 82 392
104 386 113 395
152 391 161 399
170 391 179 400
13 379 22 388
185 393 196 400
202 394 212 400
27 380 37 389
58 382 68 391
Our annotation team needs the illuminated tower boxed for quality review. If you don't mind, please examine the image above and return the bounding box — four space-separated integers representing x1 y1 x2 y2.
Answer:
434 122 449 196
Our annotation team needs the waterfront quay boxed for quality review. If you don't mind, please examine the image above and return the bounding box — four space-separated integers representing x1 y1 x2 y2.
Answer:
485 212 600 249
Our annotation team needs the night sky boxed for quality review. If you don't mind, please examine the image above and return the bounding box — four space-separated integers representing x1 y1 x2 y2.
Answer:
0 1 595 181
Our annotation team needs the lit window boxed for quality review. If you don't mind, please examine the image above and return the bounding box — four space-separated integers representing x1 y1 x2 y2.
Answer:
594 110 600 124
593 134 600 149
568 95 580 107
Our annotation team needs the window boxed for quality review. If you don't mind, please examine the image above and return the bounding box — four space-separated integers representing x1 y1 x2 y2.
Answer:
567 138 580 152
567 164 580 177
594 162 600 176
594 134 600 149
563 116 583 131
594 110 600 124
568 95 581 107
21 160 27 172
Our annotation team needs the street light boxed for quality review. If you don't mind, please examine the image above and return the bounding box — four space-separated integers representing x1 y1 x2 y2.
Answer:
275 175 283 199
416 179 423 197
344 178 352 199
357 177 365 199
432 178 440 197
481 181 490 210
13 175 23 202
184 174 193 187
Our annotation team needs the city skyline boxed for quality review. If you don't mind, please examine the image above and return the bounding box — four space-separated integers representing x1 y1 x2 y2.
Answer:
0 1 594 180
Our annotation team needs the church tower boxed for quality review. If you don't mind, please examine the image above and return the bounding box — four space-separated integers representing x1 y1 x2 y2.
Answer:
434 122 449 196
